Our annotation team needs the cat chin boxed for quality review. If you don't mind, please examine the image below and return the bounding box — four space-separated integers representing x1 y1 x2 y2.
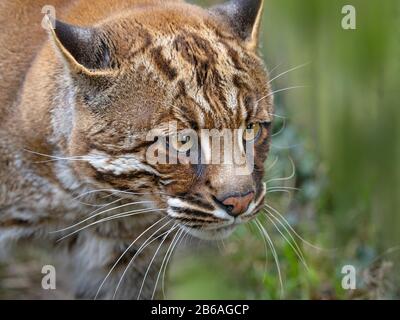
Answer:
182 224 237 241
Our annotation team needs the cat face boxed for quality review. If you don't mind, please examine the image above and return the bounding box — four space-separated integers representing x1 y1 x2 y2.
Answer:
51 0 273 239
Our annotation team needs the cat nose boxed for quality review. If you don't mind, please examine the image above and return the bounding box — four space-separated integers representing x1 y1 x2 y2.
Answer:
219 192 255 217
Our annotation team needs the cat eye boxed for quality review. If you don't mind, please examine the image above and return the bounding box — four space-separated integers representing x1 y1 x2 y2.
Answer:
243 123 262 142
170 133 194 153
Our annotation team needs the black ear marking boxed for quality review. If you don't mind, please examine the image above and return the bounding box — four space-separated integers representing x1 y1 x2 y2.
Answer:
211 0 264 50
52 20 111 70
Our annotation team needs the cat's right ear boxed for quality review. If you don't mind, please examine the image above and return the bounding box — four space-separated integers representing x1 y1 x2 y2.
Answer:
210 0 264 51
47 18 112 75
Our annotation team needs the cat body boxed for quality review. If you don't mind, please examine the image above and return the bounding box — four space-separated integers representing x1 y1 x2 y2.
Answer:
0 0 273 299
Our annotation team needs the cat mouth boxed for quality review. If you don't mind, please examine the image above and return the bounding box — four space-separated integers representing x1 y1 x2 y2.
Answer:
181 207 264 240
169 184 267 240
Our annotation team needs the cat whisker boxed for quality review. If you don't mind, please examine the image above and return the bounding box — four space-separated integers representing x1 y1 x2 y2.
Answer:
161 229 189 299
265 157 296 185
271 143 301 149
267 186 300 191
257 85 308 103
267 112 287 119
255 218 284 298
51 200 154 233
151 226 186 300
267 62 310 85
94 216 169 300
72 188 189 203
113 221 177 299
221 238 226 251
32 158 90 164
137 224 178 300
56 208 165 242
252 220 269 281
266 190 292 196
73 196 123 207
23 149 91 163
266 156 279 171
264 210 309 271
272 118 287 137
72 188 169 200
268 62 283 76
264 202 331 252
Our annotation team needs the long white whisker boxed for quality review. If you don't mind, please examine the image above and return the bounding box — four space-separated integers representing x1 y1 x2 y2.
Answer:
94 216 168 300
265 157 296 185
268 62 283 76
267 62 310 85
73 196 122 208
51 200 154 233
264 211 309 271
265 210 307 261
264 202 332 252
272 118 287 137
56 208 164 242
32 158 90 164
71 188 188 203
266 190 292 196
23 149 94 164
137 224 178 300
72 189 127 200
162 230 189 299
257 86 308 103
266 187 300 191
267 112 287 119
151 227 185 300
266 156 279 172
112 220 174 299
271 143 301 150
255 219 284 298
252 220 269 280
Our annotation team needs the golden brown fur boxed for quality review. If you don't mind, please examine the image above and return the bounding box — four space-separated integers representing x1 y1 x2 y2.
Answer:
0 0 273 299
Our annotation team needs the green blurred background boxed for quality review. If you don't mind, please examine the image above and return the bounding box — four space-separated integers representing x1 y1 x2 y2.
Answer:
168 0 400 299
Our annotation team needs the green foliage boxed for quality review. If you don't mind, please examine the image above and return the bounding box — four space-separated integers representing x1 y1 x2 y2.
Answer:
170 0 400 300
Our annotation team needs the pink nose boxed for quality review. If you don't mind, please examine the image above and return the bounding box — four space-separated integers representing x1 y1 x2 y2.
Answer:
222 192 255 217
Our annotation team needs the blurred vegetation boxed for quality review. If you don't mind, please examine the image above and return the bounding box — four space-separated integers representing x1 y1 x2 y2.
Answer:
170 0 400 299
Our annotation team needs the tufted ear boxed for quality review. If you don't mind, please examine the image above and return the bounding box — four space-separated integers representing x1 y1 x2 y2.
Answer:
47 18 112 74
211 0 264 51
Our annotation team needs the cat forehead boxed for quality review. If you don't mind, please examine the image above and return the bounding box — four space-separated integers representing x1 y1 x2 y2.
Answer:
103 4 219 34
100 40 269 130
101 5 252 68
109 23 250 73
113 63 268 131
101 34 268 125
77 3 271 129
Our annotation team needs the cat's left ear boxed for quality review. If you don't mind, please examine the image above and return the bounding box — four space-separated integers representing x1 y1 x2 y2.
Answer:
47 18 112 76
210 0 264 51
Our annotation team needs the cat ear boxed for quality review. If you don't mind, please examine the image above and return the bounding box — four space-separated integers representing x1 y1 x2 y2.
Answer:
211 0 264 51
47 18 111 74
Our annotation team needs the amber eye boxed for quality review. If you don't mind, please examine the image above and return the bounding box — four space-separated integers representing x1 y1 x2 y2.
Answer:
243 123 262 142
170 133 194 153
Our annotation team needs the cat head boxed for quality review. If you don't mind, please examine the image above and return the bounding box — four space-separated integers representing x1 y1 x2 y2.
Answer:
49 0 273 240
